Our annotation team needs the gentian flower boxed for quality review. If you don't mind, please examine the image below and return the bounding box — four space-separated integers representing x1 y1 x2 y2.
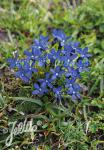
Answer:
38 54 47 67
7 53 20 69
38 73 53 89
65 67 80 78
63 44 75 54
60 45 77 67
14 60 38 82
53 86 62 100
72 42 80 48
76 58 89 72
77 47 91 59
24 46 41 61
15 69 30 82
67 83 81 101
32 83 48 95
52 29 70 46
33 35 49 50
23 61 38 76
48 49 61 63
8 29 91 102
50 66 64 80
62 54 77 67
65 78 76 88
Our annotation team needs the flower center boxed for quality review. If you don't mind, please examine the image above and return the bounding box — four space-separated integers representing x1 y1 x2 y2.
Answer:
39 88 41 91
38 46 41 49
21 74 24 77
82 54 84 57
73 91 75 94
46 80 48 83
31 55 34 58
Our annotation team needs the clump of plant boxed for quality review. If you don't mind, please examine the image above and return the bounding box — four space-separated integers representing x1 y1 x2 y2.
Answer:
8 29 91 101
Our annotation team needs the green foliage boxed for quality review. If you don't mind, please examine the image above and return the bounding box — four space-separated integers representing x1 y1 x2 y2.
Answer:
0 0 104 149
60 121 88 150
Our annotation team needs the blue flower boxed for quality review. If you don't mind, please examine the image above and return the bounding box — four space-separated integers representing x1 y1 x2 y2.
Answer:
52 29 70 46
32 46 42 57
62 54 77 67
8 29 91 102
65 78 76 88
60 45 77 67
67 83 81 101
32 83 48 95
53 86 62 100
65 67 80 78
38 73 53 88
15 69 30 82
24 46 41 61
24 47 47 67
77 47 91 59
23 61 38 76
72 42 80 48
7 53 20 69
48 49 61 63
14 60 38 82
33 35 49 50
76 58 89 72
50 66 64 80
38 54 47 67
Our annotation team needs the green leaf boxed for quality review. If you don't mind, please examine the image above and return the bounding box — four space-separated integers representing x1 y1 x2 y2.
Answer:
9 97 43 106
42 123 48 129
0 94 5 107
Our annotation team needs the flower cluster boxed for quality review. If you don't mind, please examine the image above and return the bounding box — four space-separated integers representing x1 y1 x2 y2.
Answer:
8 29 91 101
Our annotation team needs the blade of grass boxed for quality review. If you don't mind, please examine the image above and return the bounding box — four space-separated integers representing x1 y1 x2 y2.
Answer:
9 97 43 106
88 78 100 96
